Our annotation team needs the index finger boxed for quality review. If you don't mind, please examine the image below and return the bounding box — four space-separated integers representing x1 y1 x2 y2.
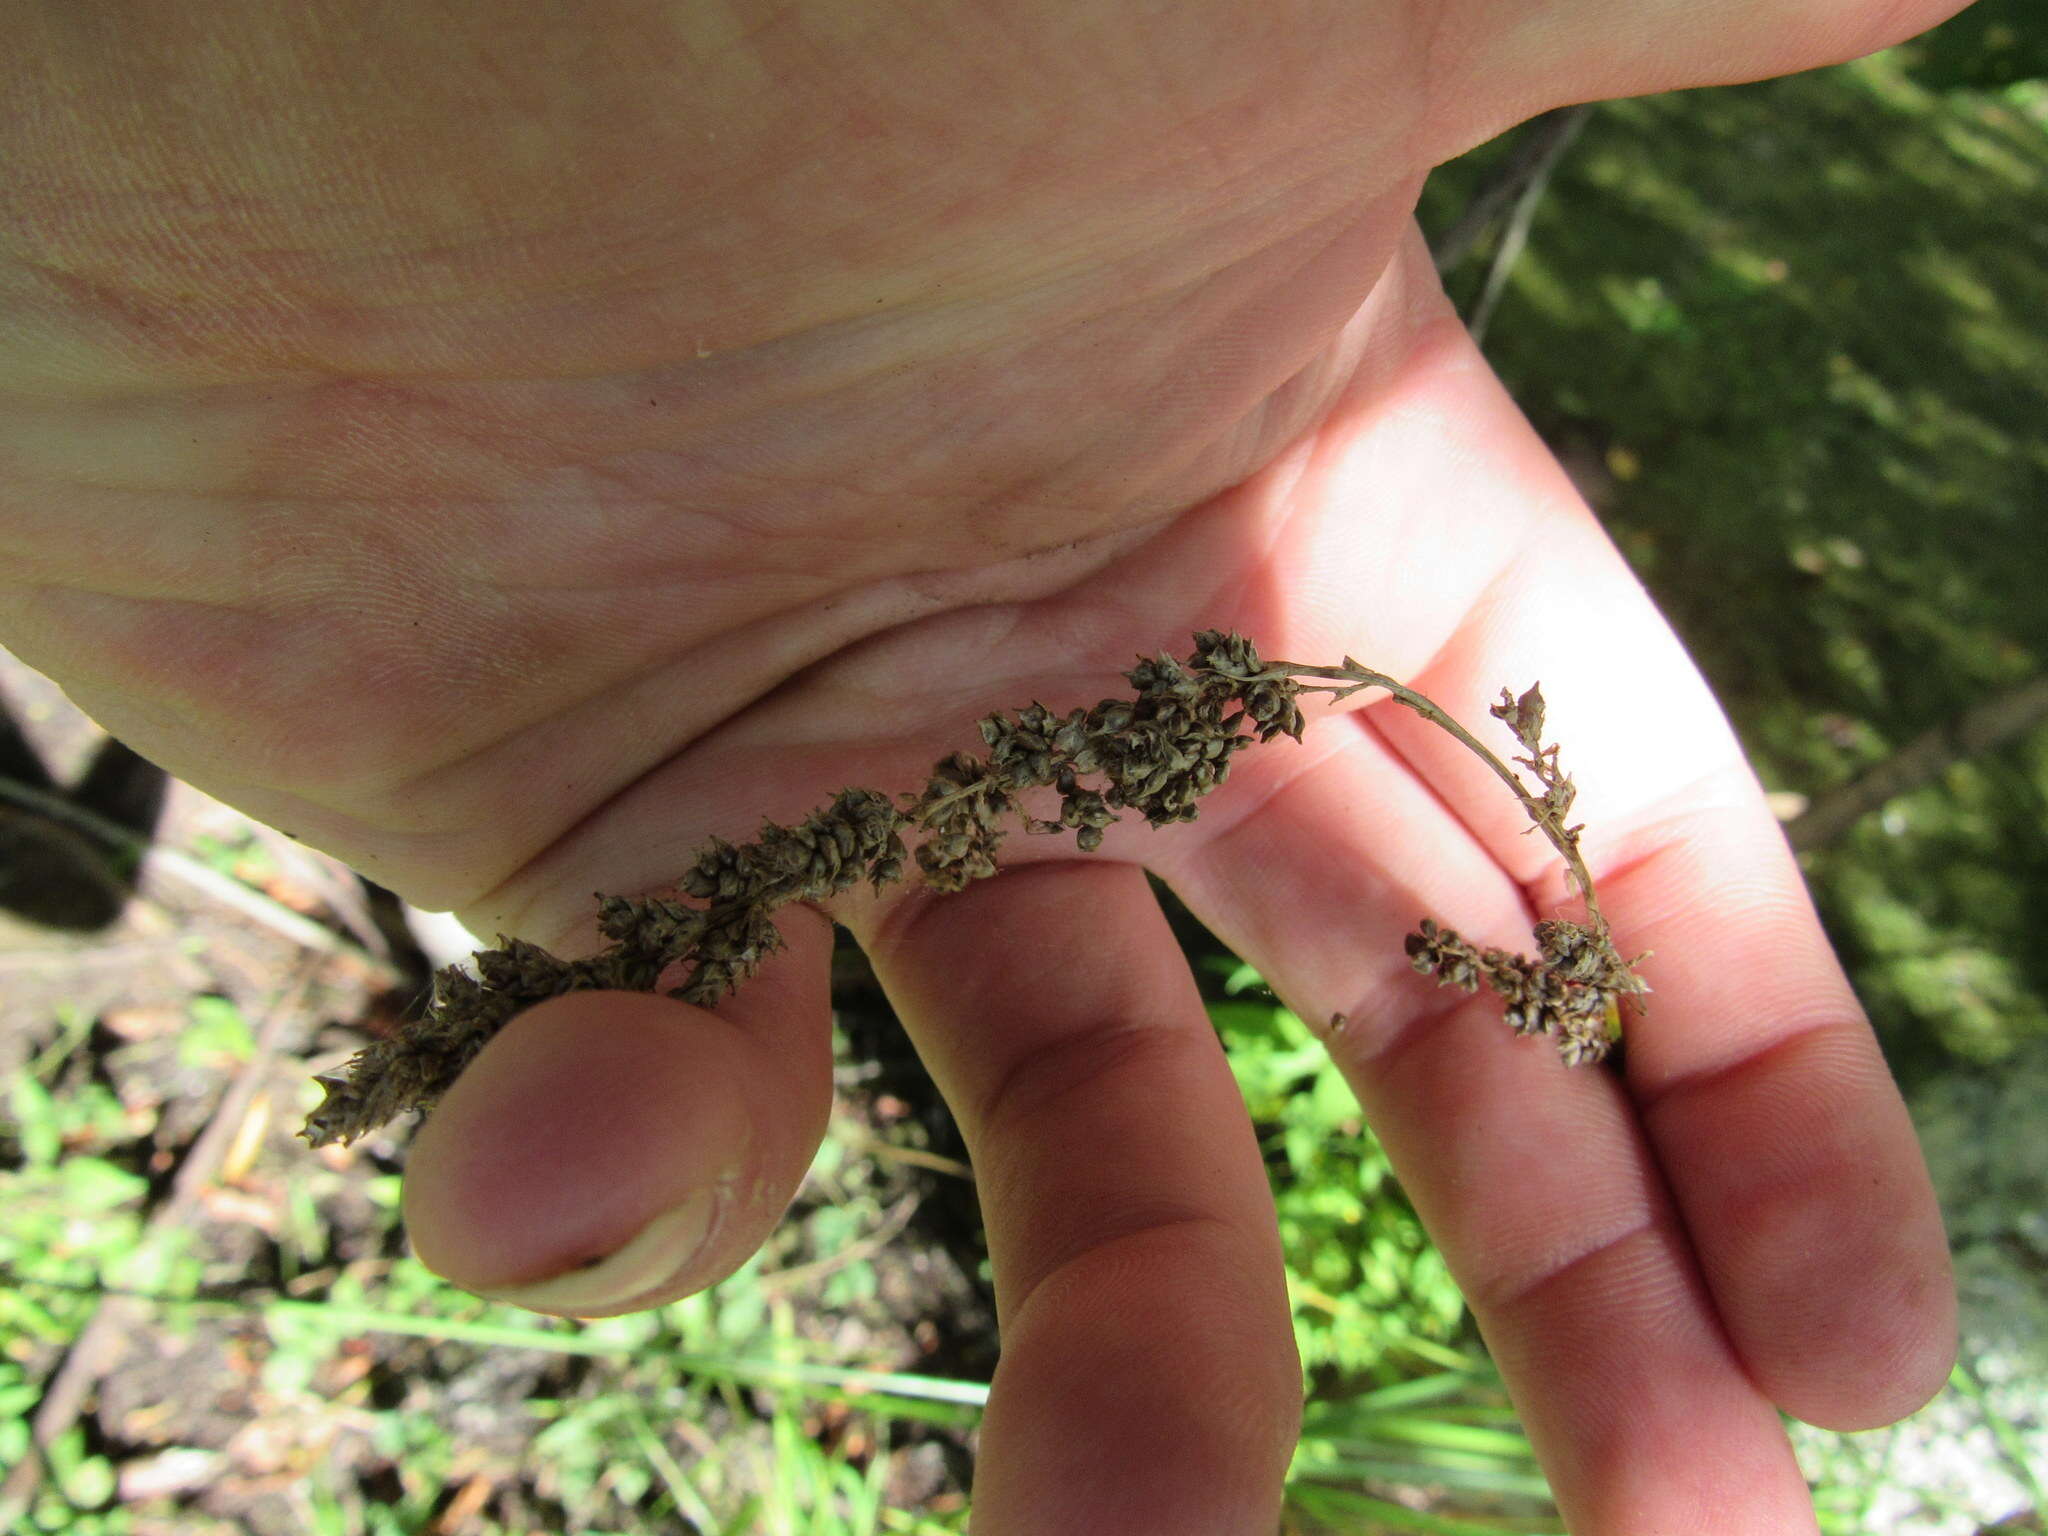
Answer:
841 859 1303 1536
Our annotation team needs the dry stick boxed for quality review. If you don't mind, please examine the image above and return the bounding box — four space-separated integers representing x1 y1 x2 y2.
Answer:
1432 105 1598 275
239 818 396 965
1466 103 1593 347
0 955 325 1528
1786 673 2048 852
833 1124 976 1182
755 1193 923 1298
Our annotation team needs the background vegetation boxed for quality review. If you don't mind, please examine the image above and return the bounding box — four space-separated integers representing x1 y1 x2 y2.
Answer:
3 13 2044 1533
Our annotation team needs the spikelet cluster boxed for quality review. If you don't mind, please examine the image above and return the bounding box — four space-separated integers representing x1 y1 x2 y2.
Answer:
1403 917 1640 1066
302 630 1641 1147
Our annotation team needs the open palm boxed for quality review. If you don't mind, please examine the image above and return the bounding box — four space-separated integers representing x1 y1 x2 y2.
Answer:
1 2 1965 1530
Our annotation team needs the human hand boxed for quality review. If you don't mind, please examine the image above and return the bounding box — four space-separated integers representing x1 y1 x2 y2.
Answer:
1 2 1964 1529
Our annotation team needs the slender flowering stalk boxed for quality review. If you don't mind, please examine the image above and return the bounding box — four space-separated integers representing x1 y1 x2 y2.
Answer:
301 631 1647 1147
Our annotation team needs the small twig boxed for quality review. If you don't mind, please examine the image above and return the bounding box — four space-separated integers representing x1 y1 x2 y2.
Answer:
833 1124 975 1182
1464 104 1592 346
756 1193 923 1297
241 820 394 962
0 955 324 1527
1432 105 1595 275
1786 674 2048 852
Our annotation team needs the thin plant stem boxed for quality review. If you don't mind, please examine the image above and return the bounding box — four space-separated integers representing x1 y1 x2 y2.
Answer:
1268 659 1607 932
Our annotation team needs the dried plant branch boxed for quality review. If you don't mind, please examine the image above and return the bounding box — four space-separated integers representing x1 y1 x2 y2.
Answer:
1784 672 2048 852
301 631 1647 1147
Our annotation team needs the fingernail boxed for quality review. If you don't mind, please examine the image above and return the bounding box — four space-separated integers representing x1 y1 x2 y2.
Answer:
474 1188 717 1315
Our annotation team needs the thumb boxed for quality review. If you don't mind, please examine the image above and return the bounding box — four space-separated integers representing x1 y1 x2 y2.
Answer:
400 970 832 1318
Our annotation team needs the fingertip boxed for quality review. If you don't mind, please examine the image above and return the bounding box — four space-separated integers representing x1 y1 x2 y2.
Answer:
1649 1022 1959 1433
1764 1222 1958 1433
401 988 829 1316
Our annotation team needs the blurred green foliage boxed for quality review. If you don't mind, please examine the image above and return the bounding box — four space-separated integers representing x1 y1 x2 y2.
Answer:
2 1048 982 1536
1208 960 1466 1379
3 1051 184 1534
1900 0 2048 91
1412 26 2048 1526
1206 963 1567 1532
1422 48 2048 1079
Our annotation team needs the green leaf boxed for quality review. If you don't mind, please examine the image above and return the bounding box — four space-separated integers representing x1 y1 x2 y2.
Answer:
180 995 256 1067
712 1282 768 1346
61 1450 118 1509
822 1259 878 1307
1217 958 1270 995
57 1156 148 1213
1287 1481 1564 1534
6 1075 61 1167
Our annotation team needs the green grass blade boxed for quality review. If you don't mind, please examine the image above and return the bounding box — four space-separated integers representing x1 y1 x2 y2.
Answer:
1287 1482 1565 1534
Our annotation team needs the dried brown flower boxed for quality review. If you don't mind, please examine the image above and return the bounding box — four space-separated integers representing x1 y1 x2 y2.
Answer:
301 631 1646 1146
1403 915 1642 1067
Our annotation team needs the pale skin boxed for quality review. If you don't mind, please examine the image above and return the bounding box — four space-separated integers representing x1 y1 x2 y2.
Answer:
0 2 1966 1530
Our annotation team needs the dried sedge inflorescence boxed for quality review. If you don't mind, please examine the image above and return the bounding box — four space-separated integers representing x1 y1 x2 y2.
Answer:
301 631 1646 1147
1396 682 1648 1067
